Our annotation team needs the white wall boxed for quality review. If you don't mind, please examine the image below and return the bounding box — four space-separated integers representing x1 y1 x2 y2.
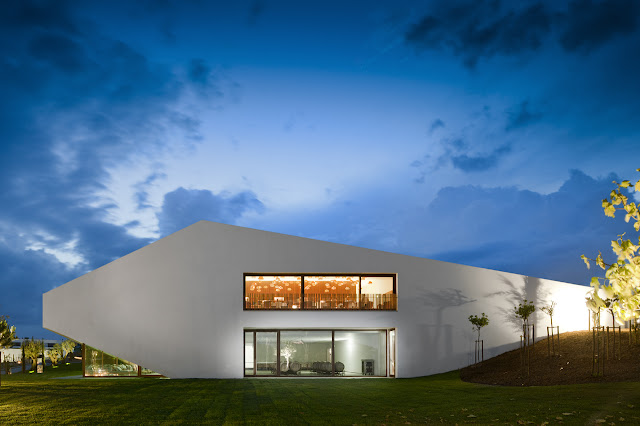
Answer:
43 221 592 378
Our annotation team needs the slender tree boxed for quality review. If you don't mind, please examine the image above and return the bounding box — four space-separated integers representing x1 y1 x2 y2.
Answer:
514 299 535 327
541 301 557 326
468 313 489 340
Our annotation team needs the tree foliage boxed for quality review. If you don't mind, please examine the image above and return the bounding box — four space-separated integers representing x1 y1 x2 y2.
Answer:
514 299 535 325
582 168 640 322
61 338 77 361
0 316 16 350
541 301 556 326
48 343 63 366
468 313 489 340
22 338 43 371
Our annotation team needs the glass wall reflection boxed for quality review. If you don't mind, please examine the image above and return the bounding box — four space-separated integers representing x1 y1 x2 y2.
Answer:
244 331 254 376
84 345 139 377
256 332 278 375
334 331 387 376
245 329 392 377
280 330 332 376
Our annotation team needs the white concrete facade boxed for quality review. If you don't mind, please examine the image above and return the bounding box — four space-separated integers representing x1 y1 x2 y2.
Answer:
43 220 591 378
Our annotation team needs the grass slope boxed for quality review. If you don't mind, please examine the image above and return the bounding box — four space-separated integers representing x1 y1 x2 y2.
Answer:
1 363 640 424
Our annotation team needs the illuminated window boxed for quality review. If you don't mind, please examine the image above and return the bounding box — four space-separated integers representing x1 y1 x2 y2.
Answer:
244 328 394 377
244 274 396 310
244 275 302 309
82 345 161 377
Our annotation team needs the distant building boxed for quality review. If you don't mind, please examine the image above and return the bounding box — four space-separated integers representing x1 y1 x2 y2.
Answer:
43 221 590 378
0 338 63 364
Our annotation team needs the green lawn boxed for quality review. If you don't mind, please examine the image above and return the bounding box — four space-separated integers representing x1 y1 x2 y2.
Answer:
1 364 639 424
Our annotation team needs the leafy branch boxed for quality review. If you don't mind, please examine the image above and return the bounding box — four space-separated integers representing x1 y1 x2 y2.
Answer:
582 168 640 322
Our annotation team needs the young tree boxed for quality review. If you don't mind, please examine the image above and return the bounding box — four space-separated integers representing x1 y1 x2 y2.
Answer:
48 343 63 367
541 301 557 326
468 313 489 340
582 169 640 322
0 316 17 385
61 339 77 362
514 299 535 327
22 339 43 371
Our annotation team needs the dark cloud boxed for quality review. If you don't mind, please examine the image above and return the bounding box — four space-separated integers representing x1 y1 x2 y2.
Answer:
0 0 227 336
451 144 511 172
0 232 79 338
247 0 265 26
505 100 542 131
405 1 552 68
429 118 445 134
412 169 623 284
134 172 167 210
188 58 211 85
28 33 89 72
405 0 640 68
157 187 265 237
560 0 640 52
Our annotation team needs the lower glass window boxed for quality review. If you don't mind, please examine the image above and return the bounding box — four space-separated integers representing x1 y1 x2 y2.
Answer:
83 345 161 377
84 345 138 377
244 329 393 377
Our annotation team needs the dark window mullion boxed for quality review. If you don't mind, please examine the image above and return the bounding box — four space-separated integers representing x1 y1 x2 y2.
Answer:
331 330 335 376
276 331 281 376
253 331 257 376
301 276 305 310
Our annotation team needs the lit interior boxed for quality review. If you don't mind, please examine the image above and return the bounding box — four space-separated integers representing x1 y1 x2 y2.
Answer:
244 274 396 310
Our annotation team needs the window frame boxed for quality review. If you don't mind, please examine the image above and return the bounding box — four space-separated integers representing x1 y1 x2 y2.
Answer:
243 273 397 311
243 328 394 378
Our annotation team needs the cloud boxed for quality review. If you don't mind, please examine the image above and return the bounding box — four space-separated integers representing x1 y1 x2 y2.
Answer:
404 0 640 68
429 118 445 134
157 187 265 237
28 33 89 73
0 229 80 338
0 1 232 336
134 171 167 210
247 0 265 26
405 1 552 68
406 169 625 284
450 144 512 172
505 100 542 131
251 169 626 288
560 0 640 52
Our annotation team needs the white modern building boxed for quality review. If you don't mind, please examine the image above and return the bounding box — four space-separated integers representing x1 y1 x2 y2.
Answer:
43 220 591 379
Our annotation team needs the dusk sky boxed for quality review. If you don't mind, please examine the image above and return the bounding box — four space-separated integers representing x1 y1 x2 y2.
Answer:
2 0 640 338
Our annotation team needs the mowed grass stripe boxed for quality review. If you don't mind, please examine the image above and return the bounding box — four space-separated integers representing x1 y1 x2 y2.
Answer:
1 364 640 424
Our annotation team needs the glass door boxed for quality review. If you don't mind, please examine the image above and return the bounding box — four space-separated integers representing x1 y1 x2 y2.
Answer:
255 331 278 376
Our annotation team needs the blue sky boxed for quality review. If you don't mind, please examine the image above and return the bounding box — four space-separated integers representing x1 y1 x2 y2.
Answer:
2 0 640 338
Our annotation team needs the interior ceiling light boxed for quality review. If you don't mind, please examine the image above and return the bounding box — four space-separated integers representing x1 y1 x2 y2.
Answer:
258 276 263 280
